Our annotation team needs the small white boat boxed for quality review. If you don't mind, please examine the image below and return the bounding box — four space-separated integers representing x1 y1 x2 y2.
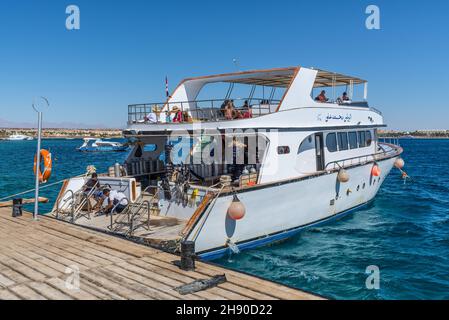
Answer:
7 133 33 141
77 138 129 152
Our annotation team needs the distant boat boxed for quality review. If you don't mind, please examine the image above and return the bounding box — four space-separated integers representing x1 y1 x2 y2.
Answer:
77 138 128 152
7 133 33 141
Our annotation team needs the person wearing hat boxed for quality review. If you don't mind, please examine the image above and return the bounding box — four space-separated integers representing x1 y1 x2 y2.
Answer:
172 105 182 123
144 105 161 123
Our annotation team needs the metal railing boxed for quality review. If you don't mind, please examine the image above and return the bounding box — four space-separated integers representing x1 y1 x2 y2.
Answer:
55 190 75 222
324 142 402 171
128 97 280 124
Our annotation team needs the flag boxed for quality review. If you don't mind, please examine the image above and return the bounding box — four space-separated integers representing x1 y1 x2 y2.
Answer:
165 76 169 98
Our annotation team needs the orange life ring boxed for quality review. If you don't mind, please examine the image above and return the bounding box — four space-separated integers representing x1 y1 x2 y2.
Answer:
34 149 52 183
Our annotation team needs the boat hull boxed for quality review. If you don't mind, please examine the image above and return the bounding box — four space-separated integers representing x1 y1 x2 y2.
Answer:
187 156 398 260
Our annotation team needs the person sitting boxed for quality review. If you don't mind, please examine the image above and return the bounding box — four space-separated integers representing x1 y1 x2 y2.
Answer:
171 106 183 123
315 90 329 103
224 101 234 120
336 92 351 104
242 100 253 118
144 105 161 123
220 99 229 117
102 188 129 215
83 173 103 209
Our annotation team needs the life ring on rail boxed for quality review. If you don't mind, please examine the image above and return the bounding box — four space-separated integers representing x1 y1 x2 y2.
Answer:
33 149 52 183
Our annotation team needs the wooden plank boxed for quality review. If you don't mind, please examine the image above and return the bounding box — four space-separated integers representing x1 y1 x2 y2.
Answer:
103 264 198 300
0 208 322 300
27 282 73 300
0 289 20 300
117 260 228 300
44 278 98 300
9 284 48 300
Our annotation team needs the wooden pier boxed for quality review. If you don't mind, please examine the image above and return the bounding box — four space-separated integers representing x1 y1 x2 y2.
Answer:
0 208 322 300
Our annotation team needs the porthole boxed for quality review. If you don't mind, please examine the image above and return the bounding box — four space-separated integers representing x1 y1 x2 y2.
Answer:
357 185 360 191
362 182 366 189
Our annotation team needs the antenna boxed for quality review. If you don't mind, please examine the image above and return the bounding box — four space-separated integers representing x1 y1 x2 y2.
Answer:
232 58 241 72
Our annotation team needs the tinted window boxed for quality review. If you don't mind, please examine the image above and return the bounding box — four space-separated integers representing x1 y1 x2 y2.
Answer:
326 133 338 152
277 146 290 154
337 132 349 151
348 132 358 149
366 130 372 146
297 134 314 154
358 131 366 147
143 144 157 152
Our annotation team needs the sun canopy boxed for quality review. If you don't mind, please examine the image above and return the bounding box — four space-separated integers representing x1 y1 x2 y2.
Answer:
181 67 367 88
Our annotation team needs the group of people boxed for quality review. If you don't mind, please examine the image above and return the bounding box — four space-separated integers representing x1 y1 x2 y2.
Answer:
144 105 188 123
314 90 351 103
83 173 129 215
221 100 253 120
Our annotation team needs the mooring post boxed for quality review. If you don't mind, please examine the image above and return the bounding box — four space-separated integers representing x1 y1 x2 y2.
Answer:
12 198 23 217
33 111 42 220
32 97 49 221
180 240 195 271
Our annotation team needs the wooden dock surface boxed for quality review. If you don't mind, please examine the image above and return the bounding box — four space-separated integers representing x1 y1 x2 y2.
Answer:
0 208 322 300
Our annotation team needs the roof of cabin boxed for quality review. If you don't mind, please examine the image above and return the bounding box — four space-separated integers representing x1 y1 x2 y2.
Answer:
181 67 366 88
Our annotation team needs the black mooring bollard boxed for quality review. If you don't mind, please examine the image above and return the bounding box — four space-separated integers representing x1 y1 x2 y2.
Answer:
180 240 195 271
12 198 23 218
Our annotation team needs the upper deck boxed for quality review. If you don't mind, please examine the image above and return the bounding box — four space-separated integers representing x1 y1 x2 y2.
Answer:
126 66 383 133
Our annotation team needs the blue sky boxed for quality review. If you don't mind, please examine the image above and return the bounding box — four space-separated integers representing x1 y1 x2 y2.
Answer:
0 0 447 130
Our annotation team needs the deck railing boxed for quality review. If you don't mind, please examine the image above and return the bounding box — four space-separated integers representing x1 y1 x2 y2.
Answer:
128 98 280 124
324 142 402 171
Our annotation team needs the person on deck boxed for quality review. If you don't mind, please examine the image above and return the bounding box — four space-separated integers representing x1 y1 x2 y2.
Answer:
242 100 253 118
315 90 329 103
83 173 103 209
102 188 129 215
172 106 183 123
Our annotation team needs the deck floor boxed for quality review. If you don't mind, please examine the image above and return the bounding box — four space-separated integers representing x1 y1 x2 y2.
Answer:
0 207 322 300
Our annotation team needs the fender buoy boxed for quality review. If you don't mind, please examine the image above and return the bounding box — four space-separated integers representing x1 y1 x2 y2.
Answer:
227 195 246 220
371 164 381 177
34 149 52 183
337 169 350 183
394 158 405 169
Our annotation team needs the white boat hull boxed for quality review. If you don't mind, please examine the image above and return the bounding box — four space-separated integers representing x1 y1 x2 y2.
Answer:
187 156 397 260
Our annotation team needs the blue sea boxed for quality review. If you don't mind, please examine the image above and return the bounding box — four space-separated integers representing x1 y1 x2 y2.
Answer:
1 138 448 299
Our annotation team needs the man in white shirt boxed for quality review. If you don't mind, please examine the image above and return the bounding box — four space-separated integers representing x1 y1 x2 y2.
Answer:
102 188 129 214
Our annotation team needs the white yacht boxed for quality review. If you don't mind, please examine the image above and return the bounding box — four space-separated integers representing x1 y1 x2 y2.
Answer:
7 133 33 141
54 66 404 260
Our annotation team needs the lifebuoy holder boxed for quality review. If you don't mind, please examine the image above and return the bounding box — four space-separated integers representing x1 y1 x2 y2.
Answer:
34 149 52 183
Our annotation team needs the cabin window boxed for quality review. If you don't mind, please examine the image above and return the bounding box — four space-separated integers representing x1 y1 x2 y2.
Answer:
143 144 157 152
348 132 358 149
297 134 315 154
326 133 338 152
358 131 366 148
277 146 290 154
337 132 349 151
366 130 372 146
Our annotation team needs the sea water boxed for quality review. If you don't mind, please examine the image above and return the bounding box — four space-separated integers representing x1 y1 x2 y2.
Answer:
0 138 448 299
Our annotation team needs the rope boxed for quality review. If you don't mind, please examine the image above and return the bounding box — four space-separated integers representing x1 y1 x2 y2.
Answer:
0 172 87 202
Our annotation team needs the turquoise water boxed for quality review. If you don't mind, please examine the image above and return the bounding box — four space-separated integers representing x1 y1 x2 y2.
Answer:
1 138 448 299
0 139 128 213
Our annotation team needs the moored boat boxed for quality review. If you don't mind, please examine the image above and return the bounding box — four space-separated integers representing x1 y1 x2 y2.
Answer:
77 138 129 152
54 66 405 260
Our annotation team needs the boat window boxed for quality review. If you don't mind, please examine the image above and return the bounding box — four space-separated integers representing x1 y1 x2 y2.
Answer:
143 144 157 152
277 146 290 155
358 131 366 148
366 130 372 146
326 133 338 152
337 132 349 151
348 132 358 149
297 134 314 154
